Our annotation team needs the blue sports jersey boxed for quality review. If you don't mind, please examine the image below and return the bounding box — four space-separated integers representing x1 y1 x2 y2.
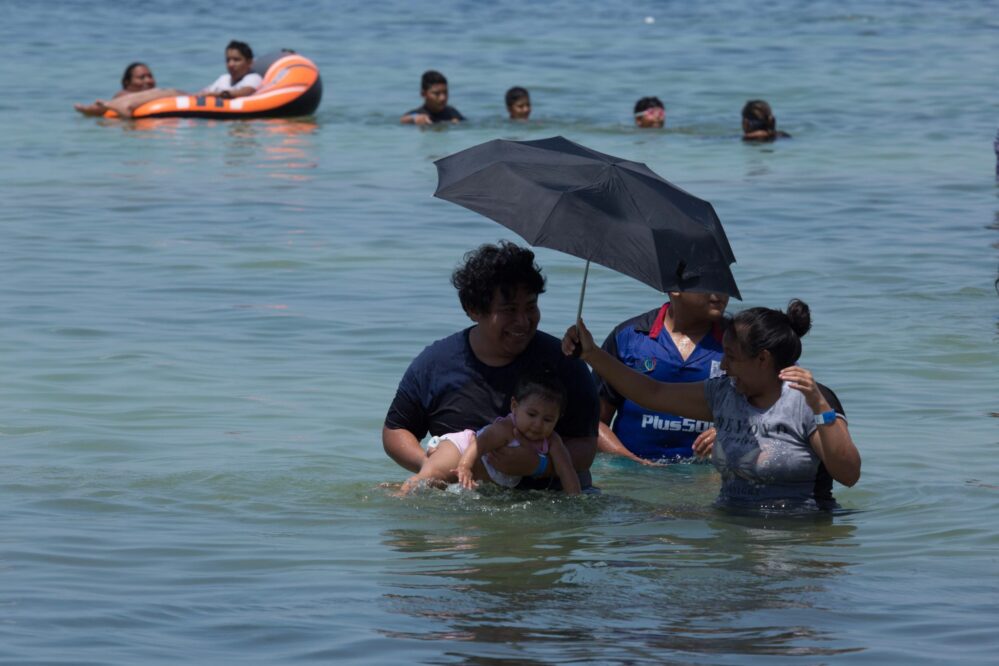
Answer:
596 304 725 460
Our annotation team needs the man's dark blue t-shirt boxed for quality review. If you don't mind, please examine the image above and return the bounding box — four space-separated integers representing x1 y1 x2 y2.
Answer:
385 328 598 442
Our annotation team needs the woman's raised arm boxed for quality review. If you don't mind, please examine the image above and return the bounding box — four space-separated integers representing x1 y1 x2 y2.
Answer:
563 319 713 422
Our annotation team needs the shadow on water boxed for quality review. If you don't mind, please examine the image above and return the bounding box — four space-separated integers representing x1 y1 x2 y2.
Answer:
375 487 862 664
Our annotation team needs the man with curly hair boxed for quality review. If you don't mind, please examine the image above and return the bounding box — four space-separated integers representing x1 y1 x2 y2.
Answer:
383 242 599 490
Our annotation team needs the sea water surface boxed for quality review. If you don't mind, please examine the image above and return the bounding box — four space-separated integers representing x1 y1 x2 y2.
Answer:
1 1 997 664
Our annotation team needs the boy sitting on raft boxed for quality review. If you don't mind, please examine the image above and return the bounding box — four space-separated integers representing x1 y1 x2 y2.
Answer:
400 70 465 125
202 40 262 99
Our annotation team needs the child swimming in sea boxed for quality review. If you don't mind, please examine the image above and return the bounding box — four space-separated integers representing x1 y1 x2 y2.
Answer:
741 100 791 141
398 368 581 495
505 86 531 120
634 96 665 128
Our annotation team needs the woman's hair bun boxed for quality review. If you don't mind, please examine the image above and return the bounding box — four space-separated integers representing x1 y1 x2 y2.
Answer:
785 299 811 338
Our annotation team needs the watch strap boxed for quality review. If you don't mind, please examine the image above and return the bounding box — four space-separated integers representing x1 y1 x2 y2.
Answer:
814 410 837 425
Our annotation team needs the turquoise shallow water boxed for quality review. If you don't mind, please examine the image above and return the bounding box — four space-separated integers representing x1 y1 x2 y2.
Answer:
2 1 997 663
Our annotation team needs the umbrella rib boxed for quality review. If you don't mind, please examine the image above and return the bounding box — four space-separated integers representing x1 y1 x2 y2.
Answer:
533 188 572 250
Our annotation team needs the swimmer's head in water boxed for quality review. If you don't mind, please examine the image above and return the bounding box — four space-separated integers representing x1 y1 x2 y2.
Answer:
742 100 777 138
420 70 449 113
634 96 665 128
122 62 155 91
225 40 254 82
505 86 531 120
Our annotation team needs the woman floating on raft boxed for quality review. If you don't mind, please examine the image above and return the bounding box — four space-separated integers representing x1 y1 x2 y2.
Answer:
74 43 321 119
74 62 181 117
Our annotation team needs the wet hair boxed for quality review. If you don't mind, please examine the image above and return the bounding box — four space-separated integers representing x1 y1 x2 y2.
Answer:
421 70 447 91
742 99 776 135
513 365 566 414
121 62 148 89
634 96 664 114
451 241 546 315
226 40 253 60
729 299 812 370
505 86 529 108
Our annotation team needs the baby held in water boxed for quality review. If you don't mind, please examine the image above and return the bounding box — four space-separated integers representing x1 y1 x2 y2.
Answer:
397 368 581 495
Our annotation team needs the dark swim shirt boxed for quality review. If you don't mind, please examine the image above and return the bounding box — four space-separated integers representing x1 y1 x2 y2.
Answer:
385 328 598 442
405 105 465 123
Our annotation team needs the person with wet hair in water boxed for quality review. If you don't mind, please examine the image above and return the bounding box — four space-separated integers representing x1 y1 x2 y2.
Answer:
634 96 665 128
741 99 791 141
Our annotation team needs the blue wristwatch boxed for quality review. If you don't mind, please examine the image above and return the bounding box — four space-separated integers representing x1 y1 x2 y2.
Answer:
814 410 837 425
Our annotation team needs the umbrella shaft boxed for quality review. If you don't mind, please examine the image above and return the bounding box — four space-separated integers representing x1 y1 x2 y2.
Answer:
576 260 590 322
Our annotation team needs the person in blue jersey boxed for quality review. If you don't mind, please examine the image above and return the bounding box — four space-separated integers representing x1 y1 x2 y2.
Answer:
565 299 861 510
596 291 728 465
383 242 599 490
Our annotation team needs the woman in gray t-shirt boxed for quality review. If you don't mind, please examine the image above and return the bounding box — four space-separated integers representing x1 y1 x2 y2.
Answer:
564 299 861 508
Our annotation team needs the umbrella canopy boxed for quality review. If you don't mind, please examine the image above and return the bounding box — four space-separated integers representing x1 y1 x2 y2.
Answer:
434 135 741 299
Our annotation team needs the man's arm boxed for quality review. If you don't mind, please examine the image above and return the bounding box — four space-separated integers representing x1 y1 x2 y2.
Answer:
547 434 581 495
382 426 426 473
596 397 655 465
401 113 432 125
563 434 597 472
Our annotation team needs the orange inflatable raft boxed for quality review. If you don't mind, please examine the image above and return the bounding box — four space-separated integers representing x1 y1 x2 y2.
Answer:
111 51 322 119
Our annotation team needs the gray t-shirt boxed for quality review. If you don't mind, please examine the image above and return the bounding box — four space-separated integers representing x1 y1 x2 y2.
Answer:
704 377 822 506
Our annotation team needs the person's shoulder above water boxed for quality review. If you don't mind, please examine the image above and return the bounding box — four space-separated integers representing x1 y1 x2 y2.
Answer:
522 329 576 361
402 328 473 378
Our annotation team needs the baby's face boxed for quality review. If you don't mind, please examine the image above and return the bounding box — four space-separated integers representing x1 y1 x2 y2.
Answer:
422 83 449 113
511 394 560 442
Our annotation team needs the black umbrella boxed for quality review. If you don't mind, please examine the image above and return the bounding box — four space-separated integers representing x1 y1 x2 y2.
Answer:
434 135 741 317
